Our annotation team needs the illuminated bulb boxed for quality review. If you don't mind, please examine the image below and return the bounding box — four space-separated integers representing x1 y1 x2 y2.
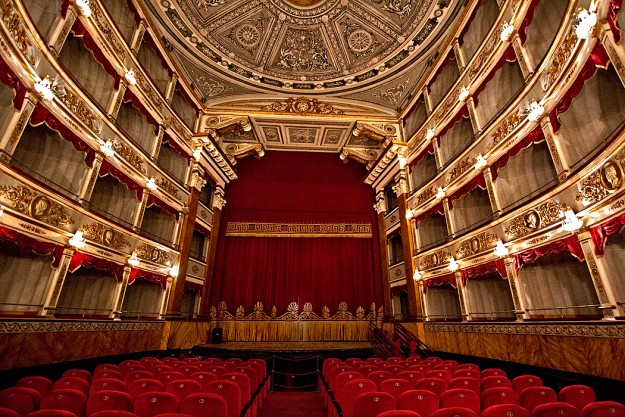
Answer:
405 209 414 220
474 154 487 170
436 187 445 199
575 8 597 40
398 155 408 169
75 0 91 17
99 140 115 157
413 269 422 281
34 76 54 101
124 69 137 86
146 177 157 191
425 128 436 140
527 100 545 122
69 231 86 249
193 148 202 161
448 258 459 272
561 209 583 232
458 86 469 102
0 205 4 217
500 22 514 42
169 265 179 278
128 252 140 267
243 123 252 132
493 240 509 257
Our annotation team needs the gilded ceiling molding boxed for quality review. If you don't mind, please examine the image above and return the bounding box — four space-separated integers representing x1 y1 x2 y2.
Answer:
80 222 130 251
504 201 569 239
261 97 343 114
204 116 252 139
365 143 405 185
223 143 265 165
340 147 379 169
352 122 398 143
0 185 74 228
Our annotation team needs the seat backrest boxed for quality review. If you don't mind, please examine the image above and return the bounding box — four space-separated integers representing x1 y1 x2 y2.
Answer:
90 379 126 395
119 366 147 377
423 357 442 365
164 380 202 402
425 370 453 383
156 373 185 386
182 358 200 364
186 373 217 391
430 406 478 417
139 357 159 366
159 358 179 364
334 372 365 403
481 369 507 379
204 381 241 417
368 371 394 389
357 366 379 377
365 358 383 365
339 379 377 417
581 401 625 417
24 410 78 417
119 361 141 368
200 358 222 366
398 390 439 417
0 407 20 417
180 393 228 417
481 388 520 411
62 371 91 384
224 358 243 365
379 379 413 401
132 392 178 417
86 390 133 417
345 358 363 366
397 371 424 387
178 367 201 378
89 411 138 417
53 378 90 395
440 388 480 414
481 404 530 417
93 371 123 382
126 380 164 398
512 376 543 394
387 366 408 377
531 402 579 417
41 389 87 417
410 365 432 374
17 377 53 398
453 370 479 380
448 377 479 394
481 376 512 392
520 387 557 414
203 366 228 378
376 411 421 417
414 378 448 398
352 392 396 417
0 387 41 417
123 373 154 386
559 385 596 412
234 367 258 392
456 364 479 373
148 366 173 376
94 366 120 374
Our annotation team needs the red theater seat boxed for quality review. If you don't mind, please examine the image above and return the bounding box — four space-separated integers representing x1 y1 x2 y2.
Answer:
204 381 241 417
17 378 53 397
40 390 87 417
481 377 512 392
90 411 138 417
456 364 478 372
481 369 506 379
86 391 132 417
414 378 447 398
380 379 413 402
126 380 164 398
156 373 185 386
430 407 477 417
52 379 89 396
338 379 377 417
26 410 78 417
352 392 396 417
132 393 178 417
180 393 228 417
425 371 452 383
581 402 625 417
376 412 421 417
396 371 424 387
520 387 557 414
398 390 439 417
0 387 41 417
368 371 395 389
481 388 519 411
482 404 530 417
124 373 154 386
186 373 217 391
448 377 479 395
530 402 579 417
559 386 596 412
440 389 480 415
164 381 202 402
452 370 479 381
90 380 126 395
62 372 91 385
0 408 20 417
93 372 123 382
512 376 543 394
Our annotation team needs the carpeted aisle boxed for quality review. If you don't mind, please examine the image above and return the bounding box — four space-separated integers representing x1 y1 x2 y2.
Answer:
257 392 328 417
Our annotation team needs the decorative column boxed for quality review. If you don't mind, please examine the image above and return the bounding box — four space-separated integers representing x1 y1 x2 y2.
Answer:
166 169 205 317
483 168 502 220
130 20 147 54
107 80 128 119
455 271 471 321
394 171 422 320
0 94 36 159
159 277 173 320
78 153 104 205
577 231 623 319
432 138 443 172
423 88 433 114
418 280 429 321
511 34 534 80
443 197 455 240
132 190 149 231
48 8 76 56
198 186 226 317
540 119 570 182
374 190 394 320
110 266 131 319
467 97 482 135
39 248 74 316
453 38 465 71
503 256 528 321
166 73 177 102
152 126 165 159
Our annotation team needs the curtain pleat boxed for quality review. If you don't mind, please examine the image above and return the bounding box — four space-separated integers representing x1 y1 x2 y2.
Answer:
404 97 427 141
523 0 569 67
56 269 117 316
475 60 524 126
466 273 516 320
459 0 500 60
426 286 462 320
122 280 163 318
451 187 491 234
115 100 157 153
103 0 137 42
438 116 474 166
418 213 448 250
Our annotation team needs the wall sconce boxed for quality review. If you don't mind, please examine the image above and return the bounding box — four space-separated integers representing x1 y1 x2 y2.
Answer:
405 209 415 220
527 100 545 122
575 8 597 40
435 187 445 199
169 265 180 278
128 252 140 267
34 76 55 101
193 148 202 161
500 22 514 42
493 240 509 257
69 231 86 249
474 154 487 170
75 0 92 17
99 140 115 157
0 205 4 217
146 177 158 191
413 269 422 281
425 128 436 140
124 69 137 86
448 257 459 272
398 155 408 169
561 209 583 232
458 86 469 102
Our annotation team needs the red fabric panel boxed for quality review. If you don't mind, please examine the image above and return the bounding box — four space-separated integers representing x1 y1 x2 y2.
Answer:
71 20 120 83
129 268 167 289
447 173 487 209
423 273 457 293
0 56 27 109
429 51 457 86
549 43 611 132
415 202 445 224
590 213 625 255
30 104 96 167
0 226 65 267
608 0 623 43
460 259 507 285
457 0 487 45
490 127 544 181
69 252 124 280
518 0 542 44
146 194 179 219
409 143 434 167
99 160 144 200
513 236 584 272
123 88 159 127
162 133 191 161
439 106 470 139
473 46 517 106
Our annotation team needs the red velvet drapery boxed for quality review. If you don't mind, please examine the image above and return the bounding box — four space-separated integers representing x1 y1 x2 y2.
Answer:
162 133 191 161
490 127 544 181
473 46 517 106
460 259 507 285
590 213 625 255
423 273 457 293
414 202 445 224
0 226 65 267
0 55 27 109
99 160 144 201
512 236 584 273
69 252 125 280
146 194 179 219
448 174 487 209
608 0 623 43
409 143 434 167
517 0 542 44
129 268 167 289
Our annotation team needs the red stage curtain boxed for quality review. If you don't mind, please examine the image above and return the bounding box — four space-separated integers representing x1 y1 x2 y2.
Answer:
513 236 584 272
423 273 457 293
99 160 144 200
590 213 625 255
0 226 65 267
129 268 167 289
460 259 507 285
69 252 124 280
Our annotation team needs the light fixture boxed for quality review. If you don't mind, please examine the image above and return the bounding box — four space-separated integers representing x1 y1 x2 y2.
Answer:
34 76 54 101
398 155 408 169
146 177 157 191
169 265 179 278
527 100 545 122
500 21 514 42
474 154 487 170
69 231 86 249
458 86 469 102
561 209 583 232
405 209 414 220
75 0 92 17
425 128 436 140
575 8 597 40
436 187 445 199
124 69 137 86
493 240 509 257
448 257 459 272
128 252 140 267
0 205 4 217
192 148 202 161
99 140 115 157
413 269 422 281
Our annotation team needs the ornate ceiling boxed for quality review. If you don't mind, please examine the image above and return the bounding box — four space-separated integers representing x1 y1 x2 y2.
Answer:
143 0 464 155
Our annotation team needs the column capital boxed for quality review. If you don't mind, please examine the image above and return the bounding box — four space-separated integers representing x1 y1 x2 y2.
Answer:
374 191 386 215
392 171 409 196
212 186 226 210
190 170 207 192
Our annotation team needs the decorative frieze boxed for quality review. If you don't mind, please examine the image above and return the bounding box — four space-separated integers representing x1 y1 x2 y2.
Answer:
211 301 377 321
0 185 74 227
489 112 523 150
262 97 343 114
455 232 498 259
0 0 34 63
223 143 265 164
445 157 476 185
543 33 577 89
577 157 624 205
156 177 180 199
226 222 372 238
416 185 436 206
91 2 126 61
59 90 101 133
424 322 625 339
419 250 452 270
0 320 163 333
135 244 171 266
340 147 379 168
504 201 568 238
80 222 129 251
113 142 146 174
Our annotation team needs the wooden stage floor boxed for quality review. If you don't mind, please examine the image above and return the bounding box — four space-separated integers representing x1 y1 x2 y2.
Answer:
193 341 373 358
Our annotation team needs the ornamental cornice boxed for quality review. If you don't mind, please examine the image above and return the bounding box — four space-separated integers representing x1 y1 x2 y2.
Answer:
212 301 378 321
424 322 625 339
223 143 265 165
0 321 164 333
504 201 569 239
212 187 226 210
340 147 380 169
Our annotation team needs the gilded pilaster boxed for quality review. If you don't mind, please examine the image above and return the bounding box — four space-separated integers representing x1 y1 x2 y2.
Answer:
418 280 428 321
165 73 177 103
0 94 35 157
159 277 173 320
540 118 570 182
511 34 534 80
39 248 74 316
48 9 76 56
108 81 128 119
453 38 465 71
199 186 226 317
110 266 131 319
130 20 147 54
443 197 455 239
503 256 528 321
133 190 150 230
78 153 104 205
374 190 394 320
455 271 471 321
483 168 502 219
423 87 433 114
152 126 165 159
432 137 443 172
467 96 481 135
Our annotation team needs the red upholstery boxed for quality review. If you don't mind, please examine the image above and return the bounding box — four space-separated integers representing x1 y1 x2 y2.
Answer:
86 391 132 417
221 374 252 417
481 369 507 379
338 379 377 417
334 372 365 406
414 378 447 398
358 366 380 377
25 410 78 417
178 368 201 378
126 380 164 398
17 378 53 397
439 361 459 368
368 371 395 389
132 393 178 417
164 381 202 402
62 372 91 384
387 366 408 377
345 359 363 366
424 371 452 383
512 376 543 394
148 367 173 376
139 358 159 366
204 381 241 417
423 357 442 365
398 390 439 417
352 392 396 417
366 358 383 365
456 364 479 373
481 388 520 410
186 373 217 391
180 393 228 417
200 359 222 366
0 408 20 417
448 378 479 395
530 402 579 417
559 386 597 412
156 373 185 386
119 361 141 368
151 414 192 417
40 389 87 417
93 372 123 382
440 389 480 414
119 367 147 377
124 373 154 386
376 412 421 417
221 363 237 372
0 388 41 417
432 365 456 373
53 379 90 396
202 367 228 378
182 358 200 364
159 359 178 365
452 370 479 381
89 380 126 395
430 407 477 417
396 371 424 387
224 359 244 365
481 377 512 392
581 402 625 417
379 379 413 402
89 411 138 417
410 365 432 374
520 387 558 414
482 404 530 417
94 366 120 374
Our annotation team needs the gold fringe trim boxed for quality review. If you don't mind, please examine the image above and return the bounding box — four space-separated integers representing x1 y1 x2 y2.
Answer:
226 222 372 238
226 232 372 238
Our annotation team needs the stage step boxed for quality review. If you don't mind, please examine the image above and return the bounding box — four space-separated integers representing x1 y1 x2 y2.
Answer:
257 391 327 417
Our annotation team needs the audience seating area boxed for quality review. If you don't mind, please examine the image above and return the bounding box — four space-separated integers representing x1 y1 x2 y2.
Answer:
0 356 268 417
320 356 625 417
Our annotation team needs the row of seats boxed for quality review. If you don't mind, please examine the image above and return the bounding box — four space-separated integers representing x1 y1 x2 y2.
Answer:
0 356 268 417
320 356 625 417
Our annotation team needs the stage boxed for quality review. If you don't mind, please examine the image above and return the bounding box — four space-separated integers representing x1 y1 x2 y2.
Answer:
192 341 373 359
